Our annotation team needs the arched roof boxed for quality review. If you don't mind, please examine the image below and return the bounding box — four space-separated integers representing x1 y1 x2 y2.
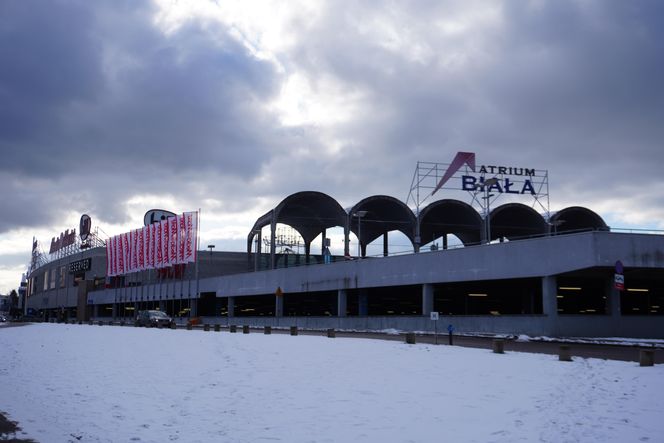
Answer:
419 199 482 246
550 206 608 234
348 195 416 245
489 203 547 241
248 191 347 251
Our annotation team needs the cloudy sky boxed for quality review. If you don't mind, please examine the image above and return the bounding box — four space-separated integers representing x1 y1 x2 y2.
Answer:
1 0 663 293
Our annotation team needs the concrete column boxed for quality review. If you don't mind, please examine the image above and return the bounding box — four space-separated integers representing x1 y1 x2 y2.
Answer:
159 300 166 312
422 283 434 316
606 278 621 318
358 290 368 316
275 294 284 317
112 304 118 320
189 298 198 317
337 289 347 317
542 275 558 317
227 296 235 317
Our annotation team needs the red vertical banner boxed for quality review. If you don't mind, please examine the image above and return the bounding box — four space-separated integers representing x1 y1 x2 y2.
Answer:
146 224 152 269
106 238 113 276
138 228 145 270
113 236 119 276
118 233 125 275
123 233 130 274
169 217 178 264
161 219 170 267
156 222 163 268
142 226 149 270
149 223 156 269
177 213 185 264
132 229 139 272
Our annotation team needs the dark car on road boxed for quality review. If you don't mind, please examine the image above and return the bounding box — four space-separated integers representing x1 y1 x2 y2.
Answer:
135 310 174 328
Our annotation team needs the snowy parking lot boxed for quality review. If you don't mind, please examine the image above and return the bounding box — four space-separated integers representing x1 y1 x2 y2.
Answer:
1 323 662 442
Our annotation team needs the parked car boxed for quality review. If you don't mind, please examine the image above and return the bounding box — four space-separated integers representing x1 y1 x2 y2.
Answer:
0 315 6 322
135 310 173 328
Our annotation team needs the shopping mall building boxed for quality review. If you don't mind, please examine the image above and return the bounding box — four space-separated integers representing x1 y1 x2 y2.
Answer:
23 156 664 338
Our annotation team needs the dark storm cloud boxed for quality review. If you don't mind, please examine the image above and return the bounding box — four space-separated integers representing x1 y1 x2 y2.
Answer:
0 0 289 232
279 0 664 212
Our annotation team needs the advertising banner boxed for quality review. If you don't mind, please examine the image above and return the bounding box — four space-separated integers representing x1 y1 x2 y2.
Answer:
105 211 198 276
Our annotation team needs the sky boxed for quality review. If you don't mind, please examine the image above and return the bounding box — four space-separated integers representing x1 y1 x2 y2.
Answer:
1 324 663 442
1 0 663 293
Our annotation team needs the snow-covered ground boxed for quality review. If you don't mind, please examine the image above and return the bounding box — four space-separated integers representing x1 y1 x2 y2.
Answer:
1 324 662 443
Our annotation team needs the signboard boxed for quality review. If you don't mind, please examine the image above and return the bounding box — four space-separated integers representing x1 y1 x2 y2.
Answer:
144 209 176 226
433 152 539 196
614 273 625 291
80 214 91 241
69 258 92 274
430 311 439 321
49 229 77 254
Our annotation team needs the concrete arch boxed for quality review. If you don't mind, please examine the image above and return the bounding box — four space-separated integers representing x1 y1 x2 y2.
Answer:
247 191 348 268
348 195 417 256
419 199 482 247
550 206 608 234
489 203 547 241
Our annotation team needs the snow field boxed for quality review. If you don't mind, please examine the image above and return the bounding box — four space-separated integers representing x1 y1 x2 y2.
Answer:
0 324 662 443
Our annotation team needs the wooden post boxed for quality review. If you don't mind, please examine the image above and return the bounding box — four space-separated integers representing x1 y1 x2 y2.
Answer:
405 332 416 344
492 339 505 354
559 345 572 362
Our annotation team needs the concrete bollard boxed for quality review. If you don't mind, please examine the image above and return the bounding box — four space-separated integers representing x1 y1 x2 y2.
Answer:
98 321 104 326
89 320 93 325
327 328 336 338
170 322 177 330
186 324 192 331
120 321 125 327
78 320 83 325
243 325 250 334
492 339 505 354
405 332 416 344
290 326 298 336
230 325 237 333
559 345 572 362
639 349 655 367
214 324 220 332
204 324 210 332
264 326 272 335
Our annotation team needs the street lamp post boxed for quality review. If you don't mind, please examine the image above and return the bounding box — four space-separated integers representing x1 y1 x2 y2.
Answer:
477 178 498 244
353 211 368 258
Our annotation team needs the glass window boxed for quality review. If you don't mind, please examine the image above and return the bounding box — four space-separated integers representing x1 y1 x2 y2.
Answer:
49 268 56 289
43 270 49 291
59 266 66 288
